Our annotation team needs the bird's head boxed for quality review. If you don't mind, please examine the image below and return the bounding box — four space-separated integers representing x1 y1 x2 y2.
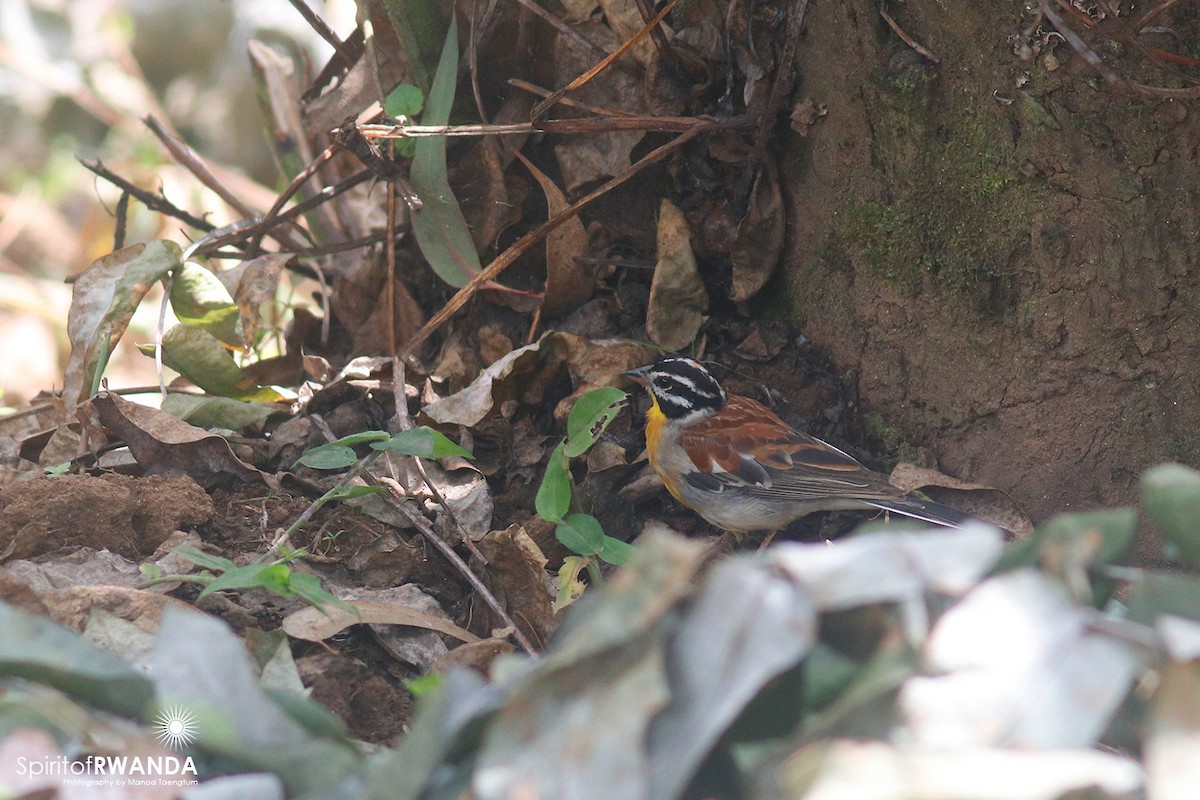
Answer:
623 356 727 421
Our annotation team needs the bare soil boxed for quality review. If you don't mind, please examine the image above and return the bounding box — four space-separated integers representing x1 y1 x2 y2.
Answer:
771 0 1200 536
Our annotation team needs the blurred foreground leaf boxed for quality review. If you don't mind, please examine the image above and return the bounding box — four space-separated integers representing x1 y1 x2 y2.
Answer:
152 607 362 797
1142 463 1200 567
0 602 153 717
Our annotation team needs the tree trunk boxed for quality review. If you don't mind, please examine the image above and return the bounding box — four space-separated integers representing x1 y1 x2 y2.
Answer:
776 0 1200 522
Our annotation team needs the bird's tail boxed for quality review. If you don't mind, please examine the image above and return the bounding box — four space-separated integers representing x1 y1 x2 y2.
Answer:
866 495 978 529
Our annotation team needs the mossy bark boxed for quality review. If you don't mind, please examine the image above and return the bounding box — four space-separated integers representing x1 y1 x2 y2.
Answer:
770 0 1200 523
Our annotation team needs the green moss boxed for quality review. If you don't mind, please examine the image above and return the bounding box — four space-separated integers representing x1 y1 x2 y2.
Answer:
862 411 923 465
821 86 1038 314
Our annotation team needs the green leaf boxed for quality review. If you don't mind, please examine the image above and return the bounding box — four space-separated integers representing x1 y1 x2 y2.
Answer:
161 393 278 430
384 84 424 159
169 261 242 346
296 443 361 470
385 83 425 118
597 535 634 565
199 563 293 599
1142 463 1200 567
327 430 391 447
403 672 444 699
139 325 282 401
409 17 481 288
372 426 474 460
995 508 1137 573
323 485 387 500
289 572 358 615
0 603 154 717
172 545 237 573
556 513 605 556
377 0 444 93
564 387 628 457
1126 570 1200 626
536 442 571 523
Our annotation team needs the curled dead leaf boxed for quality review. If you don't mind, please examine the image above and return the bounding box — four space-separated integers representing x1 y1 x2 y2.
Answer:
87 392 262 486
647 199 707 350
889 462 1033 538
475 525 557 646
512 149 593 318
282 599 480 644
729 157 784 303
423 332 653 427
215 253 291 346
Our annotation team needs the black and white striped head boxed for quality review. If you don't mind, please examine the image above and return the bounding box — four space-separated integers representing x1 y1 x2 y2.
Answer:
624 356 727 421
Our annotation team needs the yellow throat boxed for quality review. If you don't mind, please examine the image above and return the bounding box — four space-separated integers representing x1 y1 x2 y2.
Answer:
644 395 684 502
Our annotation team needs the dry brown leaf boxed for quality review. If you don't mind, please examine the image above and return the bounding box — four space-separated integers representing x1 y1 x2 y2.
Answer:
331 584 461 669
730 156 785 303
418 460 493 542
216 253 290 345
647 198 707 350
890 462 1033 538
87 392 262 485
281 599 480 644
475 525 557 647
62 241 180 406
599 0 672 67
552 21 646 192
430 637 515 674
560 0 600 23
512 149 593 318
44 585 200 635
423 332 653 426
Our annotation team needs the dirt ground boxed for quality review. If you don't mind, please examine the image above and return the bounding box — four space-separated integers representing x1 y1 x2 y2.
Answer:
774 0 1200 526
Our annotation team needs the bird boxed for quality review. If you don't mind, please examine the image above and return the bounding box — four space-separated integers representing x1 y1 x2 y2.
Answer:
623 356 975 533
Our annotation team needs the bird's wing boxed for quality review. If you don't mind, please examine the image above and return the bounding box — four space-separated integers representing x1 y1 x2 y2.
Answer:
677 394 907 503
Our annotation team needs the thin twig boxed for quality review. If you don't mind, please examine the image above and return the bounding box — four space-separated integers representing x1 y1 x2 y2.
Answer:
632 0 676 68
79 158 214 231
399 121 716 357
879 3 940 64
507 78 639 118
188 171 374 259
508 0 620 65
144 115 258 219
755 0 810 155
375 475 537 656
386 144 398 357
360 114 754 139
531 0 682 120
1134 0 1187 30
155 273 174 397
1041 0 1200 98
286 0 343 51
113 191 129 251
249 144 339 255
389 360 488 563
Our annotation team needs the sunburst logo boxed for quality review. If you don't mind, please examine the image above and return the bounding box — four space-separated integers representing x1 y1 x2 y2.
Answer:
153 705 198 750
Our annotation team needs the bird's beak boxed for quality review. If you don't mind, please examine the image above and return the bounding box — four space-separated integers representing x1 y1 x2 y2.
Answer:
622 364 652 386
